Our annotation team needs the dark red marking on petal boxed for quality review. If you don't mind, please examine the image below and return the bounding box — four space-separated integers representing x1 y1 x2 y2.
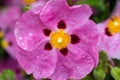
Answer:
71 34 80 44
5 27 11 33
44 43 52 50
60 48 68 56
57 20 66 29
43 29 51 36
9 42 13 46
105 28 112 36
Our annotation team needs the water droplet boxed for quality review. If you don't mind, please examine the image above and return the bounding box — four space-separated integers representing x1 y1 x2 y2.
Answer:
18 37 23 40
28 33 33 36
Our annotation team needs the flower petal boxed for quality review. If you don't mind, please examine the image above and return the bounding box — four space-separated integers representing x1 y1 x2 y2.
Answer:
31 0 48 14
0 7 21 30
5 31 18 59
40 0 92 30
49 56 69 80
71 20 99 66
111 0 120 17
17 42 57 79
63 44 95 79
14 10 47 51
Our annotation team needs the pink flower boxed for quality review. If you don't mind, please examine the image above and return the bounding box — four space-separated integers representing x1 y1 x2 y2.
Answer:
0 7 21 58
14 0 99 80
3 0 23 7
97 0 120 59
0 56 24 80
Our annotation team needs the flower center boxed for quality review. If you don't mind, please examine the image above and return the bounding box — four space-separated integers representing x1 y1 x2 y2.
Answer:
50 29 71 50
107 16 120 35
24 0 36 5
1 40 9 49
0 31 4 38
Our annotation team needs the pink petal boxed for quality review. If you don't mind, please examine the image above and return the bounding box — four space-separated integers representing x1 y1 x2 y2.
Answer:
111 0 120 17
17 42 57 79
0 7 21 30
31 0 48 14
5 31 18 59
40 0 92 30
14 10 47 51
71 20 99 65
63 44 95 79
49 56 69 80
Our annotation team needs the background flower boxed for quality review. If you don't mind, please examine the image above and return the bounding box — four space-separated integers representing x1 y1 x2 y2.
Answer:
97 0 120 59
0 7 21 58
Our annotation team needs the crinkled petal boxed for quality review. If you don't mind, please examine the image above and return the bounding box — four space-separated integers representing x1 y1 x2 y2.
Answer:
14 10 47 51
49 56 69 80
40 0 92 30
62 44 95 79
17 42 57 79
71 20 99 66
31 0 48 14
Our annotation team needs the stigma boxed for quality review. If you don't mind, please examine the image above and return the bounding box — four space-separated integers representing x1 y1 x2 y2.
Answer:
50 29 71 50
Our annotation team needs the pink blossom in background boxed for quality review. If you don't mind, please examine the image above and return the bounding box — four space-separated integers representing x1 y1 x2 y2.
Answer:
14 0 99 80
3 0 23 7
0 7 21 58
97 0 120 59
0 56 24 80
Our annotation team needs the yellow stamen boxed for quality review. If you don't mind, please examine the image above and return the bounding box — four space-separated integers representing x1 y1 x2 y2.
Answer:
1 40 9 49
50 29 71 50
24 0 36 5
0 32 4 38
107 16 120 34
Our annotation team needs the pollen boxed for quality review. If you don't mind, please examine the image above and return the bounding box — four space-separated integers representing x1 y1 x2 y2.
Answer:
24 0 36 5
1 40 9 49
107 16 120 34
50 29 71 50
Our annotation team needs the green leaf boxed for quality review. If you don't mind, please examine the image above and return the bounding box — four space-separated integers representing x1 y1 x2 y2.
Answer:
22 6 31 12
0 70 16 80
93 51 108 80
96 51 108 71
93 69 105 80
82 74 95 80
77 0 106 12
110 67 120 80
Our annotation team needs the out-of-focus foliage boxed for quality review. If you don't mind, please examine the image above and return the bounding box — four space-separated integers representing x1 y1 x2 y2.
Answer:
82 74 94 80
76 0 116 23
110 67 120 80
0 70 16 80
93 51 108 80
0 38 8 60
113 59 120 67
